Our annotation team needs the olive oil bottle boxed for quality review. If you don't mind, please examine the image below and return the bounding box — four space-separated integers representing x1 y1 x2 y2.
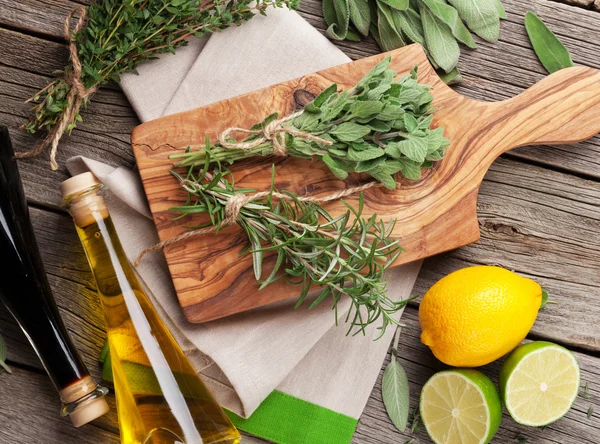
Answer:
61 173 240 444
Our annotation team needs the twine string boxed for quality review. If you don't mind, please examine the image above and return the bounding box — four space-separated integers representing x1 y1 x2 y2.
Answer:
17 6 98 170
217 110 333 156
133 179 386 267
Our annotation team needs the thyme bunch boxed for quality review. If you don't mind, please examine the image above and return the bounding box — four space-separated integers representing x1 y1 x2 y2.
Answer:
170 162 406 336
171 56 450 189
23 0 297 166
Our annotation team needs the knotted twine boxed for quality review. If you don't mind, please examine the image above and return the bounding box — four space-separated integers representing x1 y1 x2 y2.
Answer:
18 6 98 170
134 119 390 266
217 110 333 155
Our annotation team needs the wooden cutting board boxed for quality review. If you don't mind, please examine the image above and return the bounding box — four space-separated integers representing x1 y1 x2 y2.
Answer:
132 44 600 323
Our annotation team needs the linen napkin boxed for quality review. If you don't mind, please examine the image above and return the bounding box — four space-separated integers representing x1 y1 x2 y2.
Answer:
71 8 423 443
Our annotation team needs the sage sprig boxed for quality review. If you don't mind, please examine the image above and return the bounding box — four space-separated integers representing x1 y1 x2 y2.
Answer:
172 57 450 190
324 0 506 77
525 11 574 74
170 163 407 335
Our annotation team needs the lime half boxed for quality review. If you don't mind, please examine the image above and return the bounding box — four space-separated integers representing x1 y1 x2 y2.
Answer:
420 369 502 444
499 341 580 426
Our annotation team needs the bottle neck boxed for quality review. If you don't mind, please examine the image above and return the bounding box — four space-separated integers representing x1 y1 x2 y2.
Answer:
68 189 109 229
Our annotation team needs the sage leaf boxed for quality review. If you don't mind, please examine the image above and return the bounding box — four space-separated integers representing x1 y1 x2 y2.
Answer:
379 0 409 10
420 3 460 73
349 0 371 36
438 67 463 84
420 0 477 48
323 0 350 40
395 9 425 46
377 1 407 51
494 0 507 19
331 122 371 141
447 0 500 42
382 331 410 432
525 12 574 74
0 335 11 374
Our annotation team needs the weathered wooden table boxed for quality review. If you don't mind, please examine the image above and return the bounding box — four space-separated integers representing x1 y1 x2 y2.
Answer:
0 0 599 442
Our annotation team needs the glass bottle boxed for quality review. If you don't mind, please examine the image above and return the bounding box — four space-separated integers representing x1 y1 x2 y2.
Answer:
61 172 240 444
0 126 109 427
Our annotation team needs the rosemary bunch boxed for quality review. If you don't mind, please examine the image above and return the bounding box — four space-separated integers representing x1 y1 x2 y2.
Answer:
171 163 406 336
24 0 297 160
172 56 450 190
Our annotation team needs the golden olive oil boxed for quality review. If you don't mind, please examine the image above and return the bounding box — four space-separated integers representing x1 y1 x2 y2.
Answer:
62 174 240 444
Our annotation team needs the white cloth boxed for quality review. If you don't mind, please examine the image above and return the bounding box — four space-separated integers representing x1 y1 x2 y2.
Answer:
71 7 423 422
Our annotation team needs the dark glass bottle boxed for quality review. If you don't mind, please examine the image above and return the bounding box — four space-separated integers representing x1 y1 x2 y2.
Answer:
0 126 109 426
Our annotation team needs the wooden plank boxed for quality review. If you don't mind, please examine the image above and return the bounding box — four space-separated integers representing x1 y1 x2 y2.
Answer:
0 0 88 40
355 305 600 443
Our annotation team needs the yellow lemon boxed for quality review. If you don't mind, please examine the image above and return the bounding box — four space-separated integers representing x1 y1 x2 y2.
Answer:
419 266 542 367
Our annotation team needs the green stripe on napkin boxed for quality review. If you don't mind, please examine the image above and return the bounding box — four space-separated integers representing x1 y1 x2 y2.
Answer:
99 344 357 444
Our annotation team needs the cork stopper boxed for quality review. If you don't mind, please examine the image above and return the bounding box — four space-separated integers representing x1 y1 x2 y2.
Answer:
60 172 100 198
61 173 108 227
60 376 110 427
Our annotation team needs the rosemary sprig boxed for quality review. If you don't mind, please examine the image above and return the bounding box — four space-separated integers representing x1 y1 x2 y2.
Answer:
24 0 297 137
171 56 450 189
170 161 406 336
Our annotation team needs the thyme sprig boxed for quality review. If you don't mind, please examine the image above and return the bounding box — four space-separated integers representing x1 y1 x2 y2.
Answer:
170 161 406 336
23 0 297 158
171 56 450 190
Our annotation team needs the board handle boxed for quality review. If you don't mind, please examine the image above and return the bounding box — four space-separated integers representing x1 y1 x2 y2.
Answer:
487 66 600 154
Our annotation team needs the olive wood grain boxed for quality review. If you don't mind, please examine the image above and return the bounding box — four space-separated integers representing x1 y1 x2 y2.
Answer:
131 44 600 323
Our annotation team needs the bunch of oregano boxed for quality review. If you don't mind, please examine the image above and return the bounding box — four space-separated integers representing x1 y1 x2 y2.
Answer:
323 0 506 80
172 56 450 190
170 164 406 336
24 0 297 150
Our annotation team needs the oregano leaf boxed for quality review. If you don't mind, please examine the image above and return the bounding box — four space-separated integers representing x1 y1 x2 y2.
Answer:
330 122 371 142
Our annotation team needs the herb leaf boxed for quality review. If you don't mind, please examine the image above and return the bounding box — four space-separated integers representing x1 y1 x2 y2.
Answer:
0 335 12 374
525 11 574 74
348 0 371 36
382 327 410 432
173 56 449 190
447 0 501 42
420 0 477 49
420 3 461 73
170 167 407 336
